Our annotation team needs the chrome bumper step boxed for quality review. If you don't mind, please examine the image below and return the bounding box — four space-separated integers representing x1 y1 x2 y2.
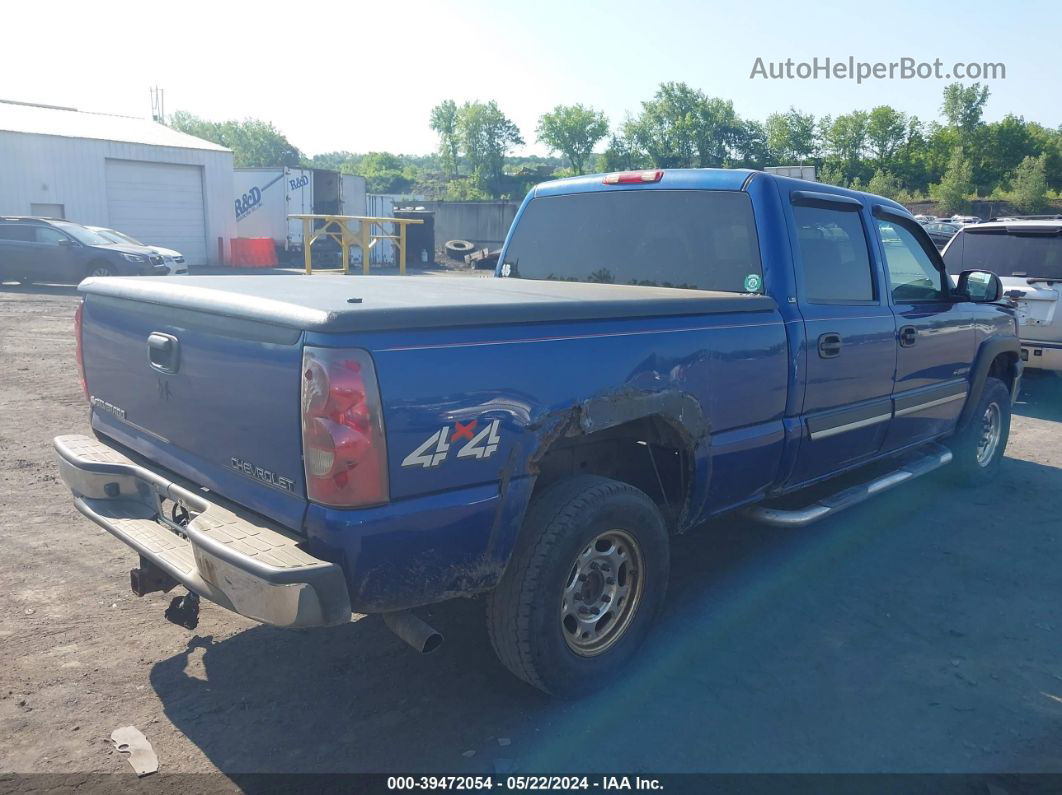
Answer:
54 434 351 628
745 443 953 528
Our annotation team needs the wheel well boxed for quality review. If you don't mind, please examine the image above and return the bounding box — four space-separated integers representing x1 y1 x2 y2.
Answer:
531 415 693 530
988 351 1020 393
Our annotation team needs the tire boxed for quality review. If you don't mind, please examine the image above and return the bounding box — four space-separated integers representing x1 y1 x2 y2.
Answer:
84 262 116 280
945 376 1011 485
444 239 475 260
486 475 669 697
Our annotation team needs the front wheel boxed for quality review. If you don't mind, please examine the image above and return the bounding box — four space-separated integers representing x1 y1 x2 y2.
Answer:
486 475 669 697
84 263 116 279
946 376 1011 485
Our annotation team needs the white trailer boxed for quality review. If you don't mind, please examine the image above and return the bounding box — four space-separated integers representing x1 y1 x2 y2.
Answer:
764 165 817 182
234 167 314 257
341 174 367 217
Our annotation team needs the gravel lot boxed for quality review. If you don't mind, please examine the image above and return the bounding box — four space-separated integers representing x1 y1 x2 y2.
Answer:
2 284 1061 777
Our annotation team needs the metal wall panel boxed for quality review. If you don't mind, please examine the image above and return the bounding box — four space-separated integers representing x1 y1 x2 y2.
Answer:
0 131 235 265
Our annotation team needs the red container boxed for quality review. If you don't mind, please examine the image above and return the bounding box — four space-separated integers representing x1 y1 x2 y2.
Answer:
230 238 278 268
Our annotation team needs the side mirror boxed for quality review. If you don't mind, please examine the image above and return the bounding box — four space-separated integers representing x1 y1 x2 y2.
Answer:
57 238 77 247
955 269 1002 303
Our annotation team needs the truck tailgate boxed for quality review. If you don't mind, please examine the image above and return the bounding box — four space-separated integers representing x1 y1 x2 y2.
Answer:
80 293 307 530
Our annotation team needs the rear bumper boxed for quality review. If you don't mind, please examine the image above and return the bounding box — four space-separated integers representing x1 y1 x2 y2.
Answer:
53 434 351 628
1020 339 1062 371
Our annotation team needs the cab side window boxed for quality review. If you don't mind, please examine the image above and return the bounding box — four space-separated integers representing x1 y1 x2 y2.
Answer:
876 219 946 301
793 204 876 303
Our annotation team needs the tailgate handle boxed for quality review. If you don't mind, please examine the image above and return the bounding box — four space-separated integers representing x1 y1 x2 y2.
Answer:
147 333 180 374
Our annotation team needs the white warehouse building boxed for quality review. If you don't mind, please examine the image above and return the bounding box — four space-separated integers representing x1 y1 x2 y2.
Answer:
0 99 235 266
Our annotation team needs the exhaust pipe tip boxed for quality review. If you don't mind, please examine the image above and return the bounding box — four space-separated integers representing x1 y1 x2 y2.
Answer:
382 610 444 654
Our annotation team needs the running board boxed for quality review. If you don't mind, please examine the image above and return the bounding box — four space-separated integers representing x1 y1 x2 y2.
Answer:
745 444 953 528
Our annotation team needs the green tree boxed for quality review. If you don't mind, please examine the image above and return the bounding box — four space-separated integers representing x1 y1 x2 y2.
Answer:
1026 122 1062 191
765 107 816 162
624 81 703 167
536 104 609 175
598 133 647 172
930 148 974 212
867 169 902 199
695 96 742 166
429 100 461 179
624 82 743 168
824 111 869 163
981 115 1036 190
821 111 870 185
456 100 524 196
169 111 302 167
941 82 990 139
354 152 415 194
733 119 770 168
866 106 908 163
1010 154 1049 212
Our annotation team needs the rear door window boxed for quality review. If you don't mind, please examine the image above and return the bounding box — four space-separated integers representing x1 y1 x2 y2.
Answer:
501 190 761 293
0 224 35 242
792 204 876 303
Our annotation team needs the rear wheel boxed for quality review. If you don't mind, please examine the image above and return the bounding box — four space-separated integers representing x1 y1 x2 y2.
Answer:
486 475 669 697
946 376 1011 485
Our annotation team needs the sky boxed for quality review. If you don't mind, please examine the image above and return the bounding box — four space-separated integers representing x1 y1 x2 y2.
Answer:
3 0 1059 158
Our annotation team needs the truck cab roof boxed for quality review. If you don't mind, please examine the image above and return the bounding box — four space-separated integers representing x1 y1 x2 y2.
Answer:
531 168 912 218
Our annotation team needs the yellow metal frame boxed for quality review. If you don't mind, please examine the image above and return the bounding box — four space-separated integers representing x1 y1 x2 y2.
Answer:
290 214 424 275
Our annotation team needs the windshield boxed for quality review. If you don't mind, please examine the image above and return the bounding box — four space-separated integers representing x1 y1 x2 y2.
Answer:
501 190 762 292
95 228 142 246
53 222 116 246
944 228 1062 280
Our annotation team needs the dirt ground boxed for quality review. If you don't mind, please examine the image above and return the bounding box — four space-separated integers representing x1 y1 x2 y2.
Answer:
2 284 1061 779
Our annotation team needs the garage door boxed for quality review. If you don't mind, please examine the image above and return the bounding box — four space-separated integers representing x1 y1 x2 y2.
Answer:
105 160 207 265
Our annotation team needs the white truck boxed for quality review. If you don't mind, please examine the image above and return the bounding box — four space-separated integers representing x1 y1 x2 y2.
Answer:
233 168 367 261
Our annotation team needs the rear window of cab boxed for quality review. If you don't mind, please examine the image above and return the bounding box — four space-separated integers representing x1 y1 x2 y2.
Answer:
500 190 762 293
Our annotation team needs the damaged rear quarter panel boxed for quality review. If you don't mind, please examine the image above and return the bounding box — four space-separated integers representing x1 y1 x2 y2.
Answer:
300 311 786 610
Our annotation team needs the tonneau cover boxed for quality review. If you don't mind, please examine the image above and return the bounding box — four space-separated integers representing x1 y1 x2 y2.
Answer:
79 274 777 333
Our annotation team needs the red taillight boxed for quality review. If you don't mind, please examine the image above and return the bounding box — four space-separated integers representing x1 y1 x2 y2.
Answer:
74 299 88 399
301 347 388 507
603 169 664 185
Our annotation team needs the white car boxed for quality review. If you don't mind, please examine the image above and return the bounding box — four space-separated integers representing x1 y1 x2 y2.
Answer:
88 227 187 275
949 215 983 225
943 218 1062 371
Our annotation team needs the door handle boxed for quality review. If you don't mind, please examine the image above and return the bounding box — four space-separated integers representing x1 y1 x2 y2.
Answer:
899 325 918 347
147 332 180 374
817 332 842 359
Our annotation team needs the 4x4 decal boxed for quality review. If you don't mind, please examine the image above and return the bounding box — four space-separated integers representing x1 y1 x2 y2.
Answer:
402 419 502 469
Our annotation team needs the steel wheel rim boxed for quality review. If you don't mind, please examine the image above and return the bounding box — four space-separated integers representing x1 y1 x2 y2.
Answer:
90 267 111 277
561 529 644 657
976 402 1002 467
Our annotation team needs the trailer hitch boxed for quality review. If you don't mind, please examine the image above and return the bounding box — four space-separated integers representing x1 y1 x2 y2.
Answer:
129 556 178 597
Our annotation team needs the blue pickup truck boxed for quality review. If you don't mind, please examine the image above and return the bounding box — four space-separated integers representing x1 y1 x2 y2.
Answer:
55 168 1020 696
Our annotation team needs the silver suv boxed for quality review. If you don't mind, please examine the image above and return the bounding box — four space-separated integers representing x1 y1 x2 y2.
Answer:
943 218 1062 371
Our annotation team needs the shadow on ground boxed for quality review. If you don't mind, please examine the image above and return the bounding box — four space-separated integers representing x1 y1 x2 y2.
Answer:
1014 371 1062 422
150 446 1062 776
